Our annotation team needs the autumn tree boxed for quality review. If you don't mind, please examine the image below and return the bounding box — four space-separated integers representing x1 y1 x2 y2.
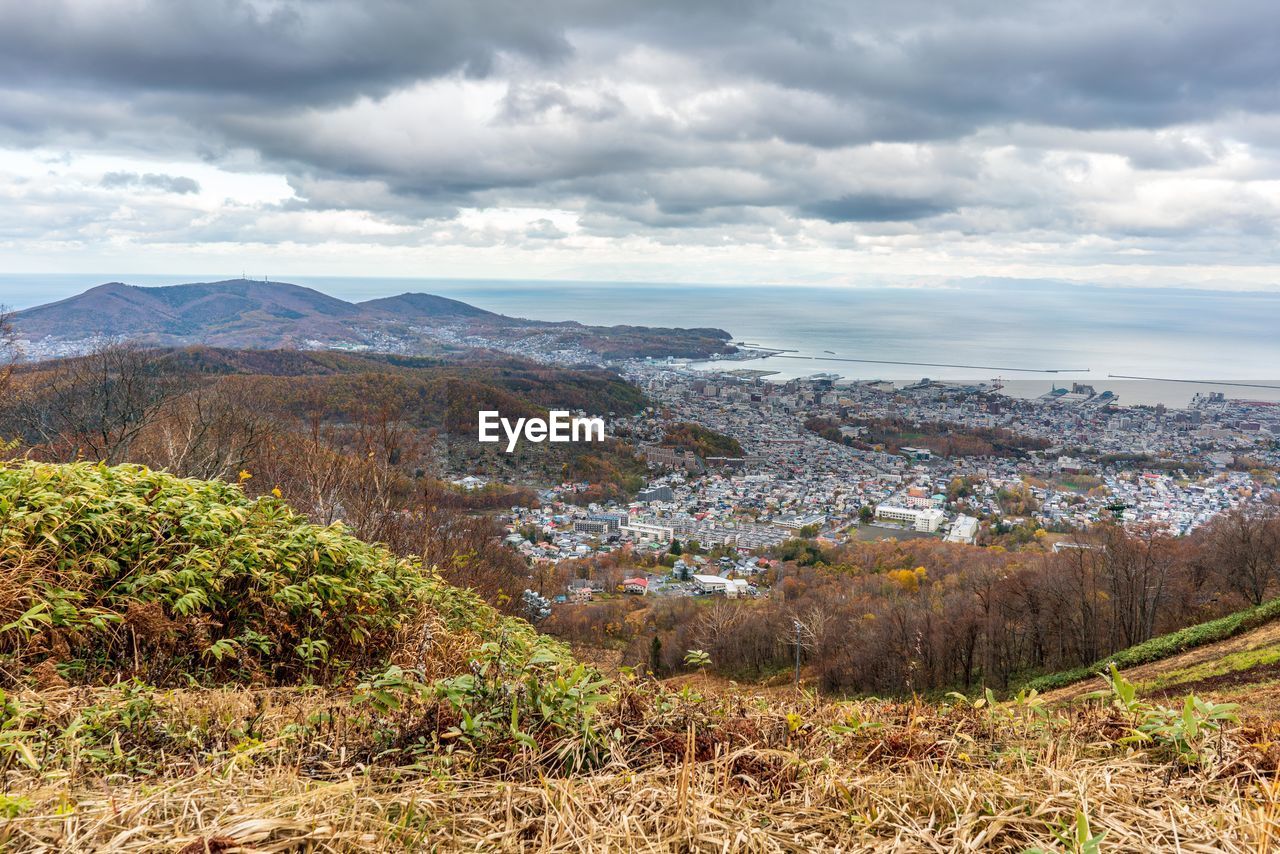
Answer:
12 344 175 463
1207 507 1280 605
132 381 274 480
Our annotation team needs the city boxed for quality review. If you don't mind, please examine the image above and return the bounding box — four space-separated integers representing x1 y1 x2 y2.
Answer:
492 355 1279 602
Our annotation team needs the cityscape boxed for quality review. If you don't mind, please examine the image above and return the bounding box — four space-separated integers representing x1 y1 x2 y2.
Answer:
490 354 1279 601
5 0 1280 848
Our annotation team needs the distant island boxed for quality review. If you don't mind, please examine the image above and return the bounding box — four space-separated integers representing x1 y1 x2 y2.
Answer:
10 278 736 363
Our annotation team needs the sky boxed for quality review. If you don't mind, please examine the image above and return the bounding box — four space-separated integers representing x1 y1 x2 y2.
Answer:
2 1 1280 289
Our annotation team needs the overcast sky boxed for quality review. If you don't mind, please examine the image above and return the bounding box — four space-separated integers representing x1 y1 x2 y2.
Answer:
2 0 1280 288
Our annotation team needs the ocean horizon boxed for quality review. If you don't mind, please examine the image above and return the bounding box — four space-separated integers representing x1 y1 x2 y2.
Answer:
3 273 1278 408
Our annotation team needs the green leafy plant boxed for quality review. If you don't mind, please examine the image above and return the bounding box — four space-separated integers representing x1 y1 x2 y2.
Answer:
1084 664 1239 764
1027 808 1106 854
0 461 573 686
683 649 712 670
1023 596 1280 693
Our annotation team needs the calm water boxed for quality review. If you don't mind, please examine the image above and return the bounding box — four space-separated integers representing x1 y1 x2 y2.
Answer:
3 275 1278 407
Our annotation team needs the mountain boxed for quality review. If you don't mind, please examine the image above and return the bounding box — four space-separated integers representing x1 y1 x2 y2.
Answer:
12 279 734 361
15 279 362 346
358 291 505 321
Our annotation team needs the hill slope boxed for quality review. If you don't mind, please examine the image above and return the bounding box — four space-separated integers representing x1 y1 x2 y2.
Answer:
12 279 735 360
1026 597 1280 710
3 346 653 495
358 291 504 321
0 463 1273 851
1040 610 1280 710
0 461 566 685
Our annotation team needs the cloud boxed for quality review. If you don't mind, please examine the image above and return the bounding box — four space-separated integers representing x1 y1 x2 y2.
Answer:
1 0 1280 284
800 194 956 223
0 0 574 105
100 171 201 194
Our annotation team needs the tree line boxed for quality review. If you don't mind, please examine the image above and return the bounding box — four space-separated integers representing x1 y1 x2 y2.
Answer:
558 513 1280 694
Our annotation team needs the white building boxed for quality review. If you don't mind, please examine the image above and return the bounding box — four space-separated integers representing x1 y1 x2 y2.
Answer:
875 504 945 533
691 574 751 597
622 518 675 543
772 513 827 531
945 514 979 544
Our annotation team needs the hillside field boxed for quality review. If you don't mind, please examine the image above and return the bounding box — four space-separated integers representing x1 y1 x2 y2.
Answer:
0 463 1276 851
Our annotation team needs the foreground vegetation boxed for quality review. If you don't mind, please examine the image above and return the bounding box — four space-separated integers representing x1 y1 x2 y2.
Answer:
0 461 567 687
0 463 1276 850
2 667 1278 850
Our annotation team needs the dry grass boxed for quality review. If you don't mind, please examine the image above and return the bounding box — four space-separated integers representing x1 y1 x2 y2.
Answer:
2 681 1278 852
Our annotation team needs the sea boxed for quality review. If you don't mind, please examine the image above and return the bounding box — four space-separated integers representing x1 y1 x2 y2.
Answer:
3 274 1279 409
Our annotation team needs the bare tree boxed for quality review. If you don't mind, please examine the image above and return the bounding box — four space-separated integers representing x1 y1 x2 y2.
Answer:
1099 523 1175 647
1208 507 1280 606
337 400 423 545
132 382 274 480
15 343 174 463
256 414 353 525
0 306 19 405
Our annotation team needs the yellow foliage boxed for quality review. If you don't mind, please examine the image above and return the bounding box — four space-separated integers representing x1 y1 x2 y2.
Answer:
887 568 925 594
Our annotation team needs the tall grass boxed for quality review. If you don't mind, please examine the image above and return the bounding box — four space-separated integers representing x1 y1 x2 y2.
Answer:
0 678 1275 851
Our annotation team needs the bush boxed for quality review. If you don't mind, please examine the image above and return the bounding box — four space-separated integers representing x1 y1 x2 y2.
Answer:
0 461 566 686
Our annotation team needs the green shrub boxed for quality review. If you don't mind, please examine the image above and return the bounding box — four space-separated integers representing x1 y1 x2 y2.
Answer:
0 461 567 685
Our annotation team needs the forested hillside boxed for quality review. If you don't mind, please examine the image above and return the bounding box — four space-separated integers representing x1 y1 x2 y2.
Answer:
543 512 1280 699
0 345 652 506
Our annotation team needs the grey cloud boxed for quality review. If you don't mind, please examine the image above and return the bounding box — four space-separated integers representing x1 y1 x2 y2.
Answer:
100 172 201 194
0 0 574 105
6 1 1278 136
2 0 1280 265
800 195 956 223
497 83 625 125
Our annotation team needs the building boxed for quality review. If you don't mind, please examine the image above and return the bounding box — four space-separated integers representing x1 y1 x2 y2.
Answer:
622 518 675 542
572 517 617 537
622 577 649 595
899 446 933 462
1052 540 1102 553
904 488 944 510
875 504 945 533
571 513 624 536
567 578 605 602
691 574 750 597
705 456 761 470
637 485 674 502
640 445 704 473
945 514 979 544
1056 456 1087 474
773 513 827 531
